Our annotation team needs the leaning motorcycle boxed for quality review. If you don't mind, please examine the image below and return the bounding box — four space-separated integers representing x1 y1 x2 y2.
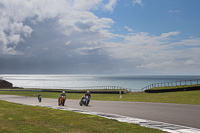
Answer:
79 96 90 106
58 96 66 106
38 95 42 102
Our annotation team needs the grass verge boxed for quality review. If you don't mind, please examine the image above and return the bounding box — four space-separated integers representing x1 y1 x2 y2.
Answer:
0 100 165 133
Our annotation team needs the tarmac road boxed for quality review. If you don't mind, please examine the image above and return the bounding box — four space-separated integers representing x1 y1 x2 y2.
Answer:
0 95 200 129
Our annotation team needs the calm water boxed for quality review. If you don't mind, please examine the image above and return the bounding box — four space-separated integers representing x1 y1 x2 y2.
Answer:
1 74 200 91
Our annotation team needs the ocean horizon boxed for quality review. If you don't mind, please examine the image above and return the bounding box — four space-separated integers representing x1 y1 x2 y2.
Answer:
1 74 200 92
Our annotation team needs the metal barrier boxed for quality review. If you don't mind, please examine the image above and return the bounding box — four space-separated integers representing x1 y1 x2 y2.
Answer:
0 89 42 92
58 86 127 90
142 79 200 91
0 86 128 92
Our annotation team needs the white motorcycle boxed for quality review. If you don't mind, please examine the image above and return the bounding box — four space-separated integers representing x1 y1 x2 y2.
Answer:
79 96 90 106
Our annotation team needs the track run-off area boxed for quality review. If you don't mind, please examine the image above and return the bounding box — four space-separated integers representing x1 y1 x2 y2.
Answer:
0 95 200 133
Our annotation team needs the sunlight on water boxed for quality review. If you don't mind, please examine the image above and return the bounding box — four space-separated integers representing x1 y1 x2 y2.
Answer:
1 74 200 91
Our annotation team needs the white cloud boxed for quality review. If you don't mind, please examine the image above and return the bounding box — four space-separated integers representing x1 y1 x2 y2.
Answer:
65 41 71 46
8 34 23 45
0 0 64 55
0 0 115 55
103 32 176 60
100 31 200 74
1 0 199 74
185 60 195 65
160 31 180 38
124 26 133 32
136 61 172 69
72 0 102 11
71 0 117 13
169 10 180 13
132 0 143 6
103 0 117 13
171 38 200 46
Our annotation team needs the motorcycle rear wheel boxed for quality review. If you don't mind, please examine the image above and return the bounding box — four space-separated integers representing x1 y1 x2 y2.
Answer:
62 101 65 106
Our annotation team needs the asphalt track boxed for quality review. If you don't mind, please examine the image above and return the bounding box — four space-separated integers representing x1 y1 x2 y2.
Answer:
0 95 200 130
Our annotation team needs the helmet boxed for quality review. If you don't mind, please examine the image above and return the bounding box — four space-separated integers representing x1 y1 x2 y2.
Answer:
87 91 90 94
62 91 65 94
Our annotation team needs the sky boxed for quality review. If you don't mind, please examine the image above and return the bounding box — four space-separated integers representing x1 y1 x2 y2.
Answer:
0 0 200 75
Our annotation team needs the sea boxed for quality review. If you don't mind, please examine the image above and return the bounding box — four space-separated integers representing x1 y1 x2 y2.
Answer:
0 74 200 92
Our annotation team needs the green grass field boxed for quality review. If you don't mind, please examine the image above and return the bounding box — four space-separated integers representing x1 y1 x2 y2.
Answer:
0 100 165 133
1 89 200 105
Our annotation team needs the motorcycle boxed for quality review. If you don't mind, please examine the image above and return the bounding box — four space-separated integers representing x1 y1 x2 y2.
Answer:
58 95 66 106
79 96 90 106
38 94 42 102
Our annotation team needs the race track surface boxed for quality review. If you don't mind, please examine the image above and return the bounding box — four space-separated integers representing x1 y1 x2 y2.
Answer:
0 95 200 129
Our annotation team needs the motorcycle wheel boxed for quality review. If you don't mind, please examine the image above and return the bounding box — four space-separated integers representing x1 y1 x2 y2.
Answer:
58 98 60 106
62 100 65 106
86 100 90 106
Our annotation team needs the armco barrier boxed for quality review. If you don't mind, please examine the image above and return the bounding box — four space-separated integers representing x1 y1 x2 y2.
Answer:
42 90 126 94
145 86 200 93
142 79 200 91
0 89 41 92
0 89 126 94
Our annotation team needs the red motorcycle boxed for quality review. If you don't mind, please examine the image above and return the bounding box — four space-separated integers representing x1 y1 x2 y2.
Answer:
58 96 66 106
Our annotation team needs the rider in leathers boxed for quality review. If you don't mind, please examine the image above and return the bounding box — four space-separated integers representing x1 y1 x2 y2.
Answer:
58 91 66 103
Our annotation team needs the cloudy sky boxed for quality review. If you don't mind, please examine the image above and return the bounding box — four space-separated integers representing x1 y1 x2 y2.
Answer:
0 0 200 74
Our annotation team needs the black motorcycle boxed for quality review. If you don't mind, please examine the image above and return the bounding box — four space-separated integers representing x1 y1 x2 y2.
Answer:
79 96 90 106
38 94 42 102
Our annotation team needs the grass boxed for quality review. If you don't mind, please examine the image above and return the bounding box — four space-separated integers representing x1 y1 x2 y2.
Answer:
0 100 165 133
1 89 200 105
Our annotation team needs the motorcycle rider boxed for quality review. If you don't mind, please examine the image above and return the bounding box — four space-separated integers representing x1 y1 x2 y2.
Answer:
84 91 91 99
58 91 66 104
80 91 91 106
38 94 42 102
82 91 91 100
60 91 66 98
